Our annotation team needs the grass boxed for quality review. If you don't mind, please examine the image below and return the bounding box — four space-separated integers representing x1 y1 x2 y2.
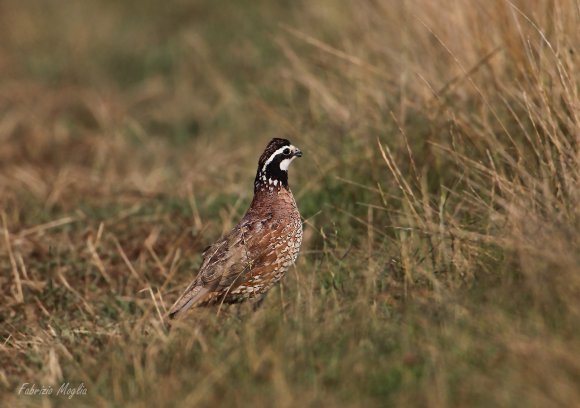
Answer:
1 0 579 406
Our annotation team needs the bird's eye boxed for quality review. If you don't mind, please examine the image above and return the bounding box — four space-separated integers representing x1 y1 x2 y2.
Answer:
283 148 291 155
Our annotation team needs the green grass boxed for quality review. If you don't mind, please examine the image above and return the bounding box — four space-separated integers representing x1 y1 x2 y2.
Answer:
1 0 579 406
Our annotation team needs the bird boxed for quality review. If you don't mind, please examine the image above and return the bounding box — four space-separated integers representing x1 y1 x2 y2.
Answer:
168 138 303 319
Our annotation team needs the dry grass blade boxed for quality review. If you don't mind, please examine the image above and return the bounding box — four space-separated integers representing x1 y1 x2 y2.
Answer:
2 212 24 304
138 287 166 330
18 216 77 237
86 235 114 286
376 139 424 228
279 24 391 80
57 270 95 316
113 236 143 283
434 46 502 100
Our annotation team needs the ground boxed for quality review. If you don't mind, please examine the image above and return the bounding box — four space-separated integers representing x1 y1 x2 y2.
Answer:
1 0 579 406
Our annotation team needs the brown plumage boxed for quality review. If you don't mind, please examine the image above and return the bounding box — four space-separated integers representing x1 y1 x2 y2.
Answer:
168 138 303 319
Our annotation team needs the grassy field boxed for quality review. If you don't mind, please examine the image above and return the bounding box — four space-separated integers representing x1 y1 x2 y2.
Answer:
1 0 578 406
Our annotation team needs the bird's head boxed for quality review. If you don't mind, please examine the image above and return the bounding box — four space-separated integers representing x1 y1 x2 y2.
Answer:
255 138 302 192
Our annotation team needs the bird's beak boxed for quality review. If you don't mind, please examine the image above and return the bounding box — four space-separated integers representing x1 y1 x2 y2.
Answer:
294 148 303 158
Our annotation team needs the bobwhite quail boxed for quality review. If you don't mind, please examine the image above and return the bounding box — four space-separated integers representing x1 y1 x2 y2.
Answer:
168 138 303 319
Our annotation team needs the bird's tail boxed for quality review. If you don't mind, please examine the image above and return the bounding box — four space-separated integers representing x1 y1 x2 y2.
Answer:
168 285 209 319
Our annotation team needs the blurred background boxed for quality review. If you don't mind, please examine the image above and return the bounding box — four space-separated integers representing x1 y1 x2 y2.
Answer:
1 0 578 406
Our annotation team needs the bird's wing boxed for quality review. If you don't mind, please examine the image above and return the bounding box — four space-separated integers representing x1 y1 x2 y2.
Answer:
212 217 284 293
168 225 251 319
168 215 284 319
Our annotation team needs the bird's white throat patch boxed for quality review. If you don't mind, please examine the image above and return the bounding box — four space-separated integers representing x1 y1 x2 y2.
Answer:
279 157 295 171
